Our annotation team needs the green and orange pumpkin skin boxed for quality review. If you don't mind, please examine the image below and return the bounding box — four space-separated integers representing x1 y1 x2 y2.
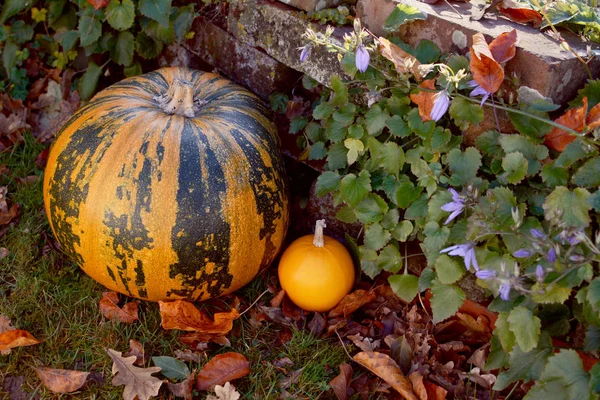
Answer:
43 67 289 302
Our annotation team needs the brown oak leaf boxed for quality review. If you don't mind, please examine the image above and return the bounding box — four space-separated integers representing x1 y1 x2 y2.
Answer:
196 352 250 391
328 289 377 318
0 329 42 352
545 97 588 152
329 363 353 400
106 348 163 400
99 292 139 323
159 300 239 333
352 351 418 400
34 367 90 394
206 382 241 400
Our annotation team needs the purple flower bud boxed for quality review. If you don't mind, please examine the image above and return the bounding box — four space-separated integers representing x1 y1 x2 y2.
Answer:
299 45 310 62
430 90 450 122
355 45 370 73
513 249 531 258
530 229 545 239
536 265 544 281
499 282 511 301
476 270 497 280
569 254 585 262
547 247 556 263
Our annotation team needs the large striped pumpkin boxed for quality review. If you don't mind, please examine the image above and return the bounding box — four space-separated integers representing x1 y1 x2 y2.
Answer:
43 67 289 302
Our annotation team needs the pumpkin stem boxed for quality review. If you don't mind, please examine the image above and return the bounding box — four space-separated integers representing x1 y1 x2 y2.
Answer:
313 219 326 248
154 78 204 118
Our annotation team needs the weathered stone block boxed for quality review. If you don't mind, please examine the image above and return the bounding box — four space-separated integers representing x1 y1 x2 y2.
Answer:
357 0 600 104
277 0 340 12
160 17 301 100
228 0 347 87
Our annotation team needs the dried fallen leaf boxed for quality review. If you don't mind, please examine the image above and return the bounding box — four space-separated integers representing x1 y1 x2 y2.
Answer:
196 352 250 391
123 339 146 367
34 367 89 394
545 97 588 151
308 312 326 336
99 292 139 323
206 382 241 400
587 102 600 130
456 312 491 335
270 289 285 308
0 330 42 352
328 289 377 318
467 343 490 369
0 315 16 355
278 367 304 389
180 332 231 348
408 371 428 400
348 334 381 352
167 369 196 400
159 300 239 333
470 33 504 94
352 351 418 400
458 367 496 389
498 0 543 27
329 363 353 400
0 203 20 226
409 79 437 122
378 37 422 79
106 348 163 400
175 349 206 363
424 380 448 400
488 29 518 64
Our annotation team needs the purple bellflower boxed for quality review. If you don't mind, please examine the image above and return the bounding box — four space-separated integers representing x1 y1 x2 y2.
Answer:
430 90 450 121
530 228 546 239
355 45 370 73
536 265 545 281
441 242 480 271
547 247 556 262
441 188 465 225
499 282 511 300
513 249 531 258
476 270 497 280
468 80 491 107
299 45 311 62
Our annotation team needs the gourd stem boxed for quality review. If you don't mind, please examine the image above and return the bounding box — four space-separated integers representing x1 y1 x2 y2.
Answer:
313 219 326 248
154 78 196 118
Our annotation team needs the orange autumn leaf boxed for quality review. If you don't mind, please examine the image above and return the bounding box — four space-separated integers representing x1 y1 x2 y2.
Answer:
489 29 518 64
470 33 504 94
498 0 543 27
328 289 377 318
353 351 418 400
424 379 448 400
409 79 437 122
159 300 239 333
378 37 423 80
0 329 42 352
408 371 428 400
34 367 90 394
195 352 250 391
587 102 600 130
87 0 110 10
99 291 139 324
545 97 588 152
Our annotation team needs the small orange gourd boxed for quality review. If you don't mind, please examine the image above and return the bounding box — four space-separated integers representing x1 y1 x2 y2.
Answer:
278 220 354 312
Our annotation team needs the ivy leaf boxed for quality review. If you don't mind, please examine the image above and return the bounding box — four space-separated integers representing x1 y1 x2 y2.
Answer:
326 143 348 170
308 142 327 160
447 147 481 186
449 97 484 130
0 0 28 24
289 117 307 134
541 163 568 187
556 139 594 168
315 171 341 197
364 223 391 251
151 356 190 380
135 32 163 59
124 61 142 77
313 103 335 120
382 209 399 231
591 363 600 394
530 283 572 304
145 19 175 45
388 274 419 302
112 31 134 66
587 278 600 316
502 152 528 184
78 8 102 47
524 350 591 400
585 325 600 352
106 0 134 31
507 306 541 353
341 52 357 77
475 130 502 155
378 245 402 273
331 76 348 106
344 138 364 166
394 181 422 209
495 313 516 353
355 194 389 224
11 20 34 44
485 335 508 371
365 105 389 135
414 40 441 64
139 0 171 27
543 186 591 229
392 220 413 242
573 158 600 188
379 142 405 177
508 106 552 139
499 134 547 175
383 4 427 31
347 124 364 140
341 171 371 207
588 190 600 212
78 61 102 101
435 255 464 285
386 115 411 138
174 5 195 43
494 333 553 391
430 281 465 323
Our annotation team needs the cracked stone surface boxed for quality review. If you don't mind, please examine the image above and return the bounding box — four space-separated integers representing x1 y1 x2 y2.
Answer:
276 0 341 12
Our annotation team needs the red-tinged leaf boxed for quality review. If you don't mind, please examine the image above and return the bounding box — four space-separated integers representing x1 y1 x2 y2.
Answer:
99 292 139 324
34 367 90 394
329 363 353 400
159 300 239 333
489 29 518 64
0 330 42 352
352 351 418 400
424 379 448 399
328 289 377 318
35 147 50 170
470 35 504 94
195 352 250 391
587 102 600 130
409 79 437 122
87 0 110 10
545 97 588 152
408 371 427 400
498 0 543 27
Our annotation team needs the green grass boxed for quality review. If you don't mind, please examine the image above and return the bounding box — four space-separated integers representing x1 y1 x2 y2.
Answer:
0 135 349 399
